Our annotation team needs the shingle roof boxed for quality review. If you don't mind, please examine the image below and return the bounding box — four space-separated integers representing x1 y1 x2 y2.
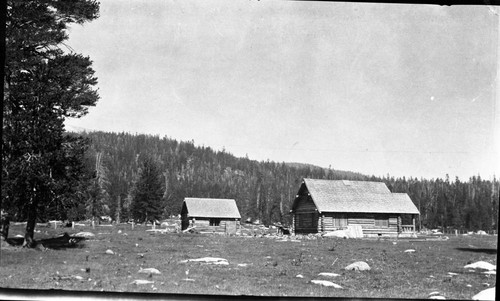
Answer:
183 198 241 219
298 179 420 214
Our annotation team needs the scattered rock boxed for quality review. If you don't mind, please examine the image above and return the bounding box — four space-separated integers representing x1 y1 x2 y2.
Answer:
464 261 496 271
429 292 441 296
311 280 342 288
448 272 458 276
237 263 249 267
476 230 488 235
180 257 229 265
138 268 161 275
404 249 416 253
130 279 154 285
467 284 472 288
318 272 340 277
296 274 304 278
482 271 496 275
345 261 371 271
472 287 495 300
105 249 114 255
429 296 446 300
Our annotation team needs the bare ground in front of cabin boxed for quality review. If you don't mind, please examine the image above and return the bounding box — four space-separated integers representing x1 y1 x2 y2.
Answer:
0 223 496 299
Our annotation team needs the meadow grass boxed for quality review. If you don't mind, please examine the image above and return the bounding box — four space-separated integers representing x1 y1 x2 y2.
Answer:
0 223 496 299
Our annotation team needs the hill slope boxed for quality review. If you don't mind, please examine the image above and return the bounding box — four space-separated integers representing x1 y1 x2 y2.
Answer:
69 130 499 230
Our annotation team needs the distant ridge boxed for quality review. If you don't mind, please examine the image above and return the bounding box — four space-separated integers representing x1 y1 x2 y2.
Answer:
285 162 369 180
65 124 92 133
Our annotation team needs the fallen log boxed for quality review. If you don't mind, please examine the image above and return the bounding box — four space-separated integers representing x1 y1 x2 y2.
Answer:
182 226 197 233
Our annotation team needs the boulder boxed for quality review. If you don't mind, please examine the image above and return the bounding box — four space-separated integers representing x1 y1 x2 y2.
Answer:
73 232 95 238
311 280 342 288
138 268 161 275
180 257 229 265
130 279 154 285
318 272 340 277
345 261 371 271
464 261 496 271
472 287 495 300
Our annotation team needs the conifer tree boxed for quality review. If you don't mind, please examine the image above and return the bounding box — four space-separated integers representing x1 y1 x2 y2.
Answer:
3 0 100 246
130 157 164 223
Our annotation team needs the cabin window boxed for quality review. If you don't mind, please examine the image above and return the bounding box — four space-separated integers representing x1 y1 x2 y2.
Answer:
374 216 389 227
333 215 347 228
209 218 221 226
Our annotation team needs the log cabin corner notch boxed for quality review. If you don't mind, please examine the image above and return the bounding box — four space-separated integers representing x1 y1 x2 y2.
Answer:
181 198 241 234
290 179 420 237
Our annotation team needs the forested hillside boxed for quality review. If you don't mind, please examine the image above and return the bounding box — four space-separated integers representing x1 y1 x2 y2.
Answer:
69 131 498 231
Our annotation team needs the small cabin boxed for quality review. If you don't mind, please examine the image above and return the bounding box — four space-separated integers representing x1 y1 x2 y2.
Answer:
181 198 241 234
290 179 420 237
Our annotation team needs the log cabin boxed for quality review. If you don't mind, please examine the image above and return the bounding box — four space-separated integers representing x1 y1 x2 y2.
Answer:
181 198 241 235
290 179 420 237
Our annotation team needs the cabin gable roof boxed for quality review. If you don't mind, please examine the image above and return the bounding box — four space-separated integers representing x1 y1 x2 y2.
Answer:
182 198 241 219
292 179 420 215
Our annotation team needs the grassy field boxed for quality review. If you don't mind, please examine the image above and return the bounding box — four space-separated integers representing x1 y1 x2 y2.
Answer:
0 223 497 299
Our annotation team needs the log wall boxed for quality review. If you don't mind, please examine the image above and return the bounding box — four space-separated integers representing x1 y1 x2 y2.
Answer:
190 218 240 234
321 214 348 232
293 195 319 234
319 213 402 237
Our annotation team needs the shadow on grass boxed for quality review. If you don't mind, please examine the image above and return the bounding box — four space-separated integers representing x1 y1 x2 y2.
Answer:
6 233 86 250
455 247 497 255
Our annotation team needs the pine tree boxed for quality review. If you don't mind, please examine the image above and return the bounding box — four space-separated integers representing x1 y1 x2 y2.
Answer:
85 152 109 223
3 0 100 246
130 157 164 223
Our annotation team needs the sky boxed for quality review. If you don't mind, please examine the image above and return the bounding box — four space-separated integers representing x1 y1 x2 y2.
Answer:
65 0 500 181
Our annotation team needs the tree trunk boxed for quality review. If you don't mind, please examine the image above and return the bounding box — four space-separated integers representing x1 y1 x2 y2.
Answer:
0 210 10 239
255 184 261 222
115 195 121 223
24 198 38 248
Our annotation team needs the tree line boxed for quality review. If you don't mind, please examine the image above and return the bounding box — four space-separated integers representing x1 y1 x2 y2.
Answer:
62 131 498 232
2 0 497 248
